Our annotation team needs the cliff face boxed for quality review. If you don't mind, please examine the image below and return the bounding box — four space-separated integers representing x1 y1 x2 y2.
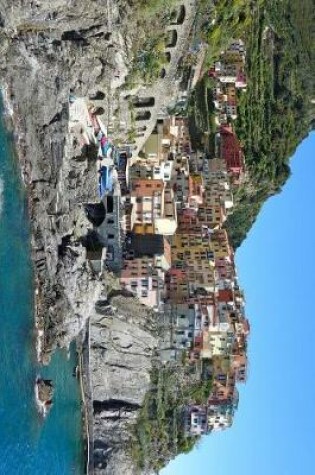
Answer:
0 2 157 473
0 0 197 353
0 0 124 356
0 2 196 473
89 289 158 474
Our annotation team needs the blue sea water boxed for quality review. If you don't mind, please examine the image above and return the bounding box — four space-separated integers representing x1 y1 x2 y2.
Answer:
0 99 85 474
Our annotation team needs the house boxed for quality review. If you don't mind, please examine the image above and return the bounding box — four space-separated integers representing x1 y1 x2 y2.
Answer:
207 158 227 174
220 124 244 178
215 257 235 280
126 233 172 271
184 406 208 436
231 352 248 383
211 229 231 259
154 185 178 235
171 237 215 265
197 204 226 229
201 330 235 358
120 257 165 310
208 377 239 409
188 174 204 207
203 179 234 210
207 404 233 432
96 194 123 272
128 179 177 236
165 268 190 303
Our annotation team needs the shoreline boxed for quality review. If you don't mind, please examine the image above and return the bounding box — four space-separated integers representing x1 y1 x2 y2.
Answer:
1 85 91 472
1 84 46 365
77 333 92 475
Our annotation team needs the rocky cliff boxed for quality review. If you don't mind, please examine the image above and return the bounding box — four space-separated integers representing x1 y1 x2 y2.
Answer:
0 2 197 473
0 0 197 353
89 284 158 475
0 1 174 473
0 0 124 356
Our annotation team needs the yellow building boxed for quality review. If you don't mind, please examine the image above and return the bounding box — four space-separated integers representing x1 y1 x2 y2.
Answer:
173 233 210 250
210 229 231 259
201 330 235 358
133 223 154 234
198 204 224 229
171 232 215 265
172 247 214 265
203 181 233 210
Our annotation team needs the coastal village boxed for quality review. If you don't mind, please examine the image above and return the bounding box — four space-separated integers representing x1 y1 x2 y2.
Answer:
1 0 313 472
68 39 249 443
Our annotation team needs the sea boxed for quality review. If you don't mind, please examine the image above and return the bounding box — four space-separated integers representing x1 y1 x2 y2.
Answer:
0 97 85 474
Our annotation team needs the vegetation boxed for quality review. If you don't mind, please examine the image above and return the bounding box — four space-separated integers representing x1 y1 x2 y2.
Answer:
125 0 178 86
226 0 314 247
130 363 212 473
127 2 315 468
132 34 168 84
188 75 216 153
197 0 257 66
189 0 314 248
134 0 177 17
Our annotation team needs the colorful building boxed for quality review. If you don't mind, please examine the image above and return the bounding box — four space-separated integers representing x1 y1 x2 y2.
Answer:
128 179 177 235
184 406 208 436
220 124 244 179
120 257 165 309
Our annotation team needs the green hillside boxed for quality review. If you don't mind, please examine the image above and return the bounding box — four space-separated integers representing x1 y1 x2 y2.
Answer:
188 0 314 248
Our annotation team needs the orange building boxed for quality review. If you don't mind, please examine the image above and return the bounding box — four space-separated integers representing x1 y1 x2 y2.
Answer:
218 289 234 302
130 178 164 197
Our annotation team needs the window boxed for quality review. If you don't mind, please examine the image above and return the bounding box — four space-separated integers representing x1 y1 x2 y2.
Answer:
108 233 114 240
141 290 148 298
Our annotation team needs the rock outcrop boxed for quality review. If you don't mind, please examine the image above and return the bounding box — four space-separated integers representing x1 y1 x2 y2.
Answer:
89 291 158 474
0 2 195 473
0 0 197 354
0 0 124 356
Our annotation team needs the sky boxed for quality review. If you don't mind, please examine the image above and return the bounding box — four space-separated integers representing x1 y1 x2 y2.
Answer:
162 131 315 475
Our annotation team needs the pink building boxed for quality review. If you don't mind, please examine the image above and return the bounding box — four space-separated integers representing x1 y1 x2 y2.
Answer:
120 258 164 309
215 258 235 280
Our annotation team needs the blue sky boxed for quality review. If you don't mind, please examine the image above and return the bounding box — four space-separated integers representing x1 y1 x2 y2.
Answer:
162 131 315 475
